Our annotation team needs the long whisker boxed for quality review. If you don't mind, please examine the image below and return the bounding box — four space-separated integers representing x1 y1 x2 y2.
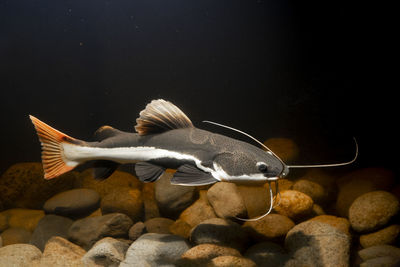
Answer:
273 180 281 208
235 181 274 222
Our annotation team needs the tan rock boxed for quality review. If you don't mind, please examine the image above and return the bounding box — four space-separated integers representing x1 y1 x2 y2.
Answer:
179 244 241 267
360 224 400 248
144 217 174 234
263 138 299 163
358 244 400 261
237 185 270 219
209 255 257 267
0 244 41 267
169 219 192 238
273 190 313 220
101 187 143 222
309 215 351 237
142 182 160 220
243 214 295 242
292 179 326 204
180 190 217 227
40 236 85 267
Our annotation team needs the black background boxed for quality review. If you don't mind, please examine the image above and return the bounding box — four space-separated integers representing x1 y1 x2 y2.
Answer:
0 1 396 177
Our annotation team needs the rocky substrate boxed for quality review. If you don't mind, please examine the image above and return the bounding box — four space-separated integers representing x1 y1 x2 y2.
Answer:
0 148 400 266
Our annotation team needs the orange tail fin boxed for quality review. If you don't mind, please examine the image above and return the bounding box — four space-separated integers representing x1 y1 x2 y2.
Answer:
29 115 80 179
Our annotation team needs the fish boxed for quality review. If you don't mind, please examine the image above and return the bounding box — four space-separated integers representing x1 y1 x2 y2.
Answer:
30 99 358 221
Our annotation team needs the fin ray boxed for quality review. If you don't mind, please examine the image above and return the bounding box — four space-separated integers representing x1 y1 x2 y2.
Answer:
171 164 218 186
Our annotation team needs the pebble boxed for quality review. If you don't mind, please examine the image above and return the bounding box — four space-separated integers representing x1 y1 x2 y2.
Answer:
0 162 76 210
336 168 395 217
273 190 314 220
0 243 42 267
209 255 257 267
285 221 350 267
43 188 100 218
30 214 73 251
207 182 247 219
142 182 161 220
144 217 174 234
292 179 326 204
236 185 270 219
263 138 299 163
40 236 85 267
68 213 133 250
244 241 289 267
101 187 143 222
243 214 295 242
155 172 197 219
129 221 147 241
120 233 190 267
0 227 31 246
296 169 337 204
349 191 399 232
358 244 400 261
360 256 400 267
309 215 351 237
82 237 130 267
360 224 400 248
190 218 250 252
178 244 241 267
0 208 44 232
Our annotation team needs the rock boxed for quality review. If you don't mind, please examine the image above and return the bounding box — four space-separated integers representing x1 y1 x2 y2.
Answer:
142 183 160 220
120 233 190 267
76 169 142 198
244 241 289 267
0 236 2 247
68 213 133 250
349 191 399 232
0 208 44 232
285 221 350 267
190 218 250 252
243 214 295 242
155 172 197 219
336 168 395 217
273 190 314 220
360 256 400 267
0 243 42 267
207 182 247 219
0 162 77 210
263 138 299 163
169 219 192 239
129 221 147 241
360 224 400 248
311 203 326 216
209 256 257 267
358 244 400 261
100 187 143 222
40 236 85 267
82 237 129 267
309 215 351 237
0 227 31 246
43 188 100 218
144 217 174 234
178 244 241 267
236 185 271 219
30 214 74 251
292 179 326 204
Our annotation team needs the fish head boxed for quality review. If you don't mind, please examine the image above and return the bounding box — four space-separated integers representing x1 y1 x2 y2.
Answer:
212 145 288 184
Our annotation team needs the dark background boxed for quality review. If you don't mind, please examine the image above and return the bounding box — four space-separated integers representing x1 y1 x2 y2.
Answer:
0 1 396 176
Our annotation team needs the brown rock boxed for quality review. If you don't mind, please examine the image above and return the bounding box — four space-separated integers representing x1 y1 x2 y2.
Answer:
292 179 326 204
273 190 313 220
0 209 44 233
360 224 400 248
244 241 289 267
207 182 247 219
209 255 257 267
0 244 42 266
0 227 31 246
101 187 143 222
349 191 399 232
358 244 400 261
237 185 270 219
309 215 351 237
169 219 192 238
144 217 174 234
40 236 85 267
263 138 299 163
296 169 337 204
243 214 295 242
178 244 241 267
0 162 76 210
142 182 160 220
360 256 400 267
128 221 147 241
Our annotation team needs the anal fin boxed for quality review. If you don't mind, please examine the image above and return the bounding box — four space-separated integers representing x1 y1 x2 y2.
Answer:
171 164 218 186
135 162 165 183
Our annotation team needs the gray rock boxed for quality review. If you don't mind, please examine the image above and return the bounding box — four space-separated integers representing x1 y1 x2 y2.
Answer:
358 244 400 261
43 188 100 218
155 172 196 218
82 237 129 267
68 213 133 250
207 182 247 219
40 236 86 267
190 218 250 252
244 242 290 267
285 221 350 267
349 191 399 232
360 256 400 267
30 214 73 251
0 243 42 267
129 221 147 241
120 233 190 267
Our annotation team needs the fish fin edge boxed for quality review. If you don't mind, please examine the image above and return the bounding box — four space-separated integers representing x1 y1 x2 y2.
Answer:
171 164 218 186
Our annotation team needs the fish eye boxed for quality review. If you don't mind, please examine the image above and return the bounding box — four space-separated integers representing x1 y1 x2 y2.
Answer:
257 162 268 173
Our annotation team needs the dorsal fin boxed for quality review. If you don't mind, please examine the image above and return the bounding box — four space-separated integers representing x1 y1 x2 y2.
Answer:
93 125 124 141
135 99 193 135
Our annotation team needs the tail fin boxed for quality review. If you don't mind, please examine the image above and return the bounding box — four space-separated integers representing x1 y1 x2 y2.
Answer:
29 115 81 179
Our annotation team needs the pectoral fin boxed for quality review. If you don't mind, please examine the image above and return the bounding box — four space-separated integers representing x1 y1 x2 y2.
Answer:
135 162 165 183
171 164 219 186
